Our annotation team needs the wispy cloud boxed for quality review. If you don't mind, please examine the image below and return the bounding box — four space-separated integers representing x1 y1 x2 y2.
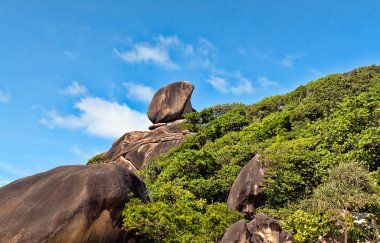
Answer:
69 145 90 159
308 68 323 77
115 35 218 71
123 82 155 103
0 161 32 176
116 35 255 96
0 91 11 103
63 50 79 59
115 35 180 69
257 76 279 88
280 53 304 68
207 72 254 95
40 97 151 139
61 81 88 96
207 77 229 93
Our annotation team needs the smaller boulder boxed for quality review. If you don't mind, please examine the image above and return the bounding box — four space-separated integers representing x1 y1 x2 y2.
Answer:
227 154 265 218
147 81 194 124
220 220 249 243
220 214 295 243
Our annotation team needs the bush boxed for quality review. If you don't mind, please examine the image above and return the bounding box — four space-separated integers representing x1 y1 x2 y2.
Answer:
87 154 106 165
122 185 241 242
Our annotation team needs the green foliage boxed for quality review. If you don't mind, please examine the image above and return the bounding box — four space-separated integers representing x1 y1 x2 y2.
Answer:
309 160 379 212
283 210 338 242
123 65 380 241
87 154 106 164
122 185 241 242
307 160 380 242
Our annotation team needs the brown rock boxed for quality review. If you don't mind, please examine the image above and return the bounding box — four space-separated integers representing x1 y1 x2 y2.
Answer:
148 123 167 130
227 154 265 218
247 213 281 243
147 81 194 124
221 214 295 243
280 231 296 243
103 122 190 170
0 163 148 243
220 220 249 243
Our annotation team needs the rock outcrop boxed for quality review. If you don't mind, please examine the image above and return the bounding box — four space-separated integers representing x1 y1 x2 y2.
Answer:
147 81 194 124
103 119 191 170
227 154 265 219
220 213 295 243
0 163 148 243
101 81 196 171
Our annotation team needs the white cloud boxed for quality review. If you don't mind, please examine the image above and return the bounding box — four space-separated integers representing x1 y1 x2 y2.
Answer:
115 35 218 71
206 77 229 93
123 82 155 103
207 72 254 95
63 51 79 59
280 53 304 67
40 97 151 139
0 91 11 103
258 76 279 88
69 145 90 159
114 35 180 69
61 81 88 96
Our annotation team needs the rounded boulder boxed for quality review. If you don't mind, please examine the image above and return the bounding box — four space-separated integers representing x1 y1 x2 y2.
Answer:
147 81 194 123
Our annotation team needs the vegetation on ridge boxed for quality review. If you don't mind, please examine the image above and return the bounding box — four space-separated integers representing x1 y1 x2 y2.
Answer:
123 65 380 242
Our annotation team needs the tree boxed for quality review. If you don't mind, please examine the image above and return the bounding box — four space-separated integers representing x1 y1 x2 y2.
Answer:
308 160 379 243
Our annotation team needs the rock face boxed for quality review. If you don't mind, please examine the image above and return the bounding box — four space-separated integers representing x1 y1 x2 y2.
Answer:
147 81 194 124
0 163 148 243
220 213 295 243
103 120 191 170
220 220 249 243
227 154 265 218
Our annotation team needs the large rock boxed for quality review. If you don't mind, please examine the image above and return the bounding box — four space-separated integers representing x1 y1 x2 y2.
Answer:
220 220 249 243
147 81 194 124
227 154 265 218
0 163 148 243
220 214 295 243
103 120 191 170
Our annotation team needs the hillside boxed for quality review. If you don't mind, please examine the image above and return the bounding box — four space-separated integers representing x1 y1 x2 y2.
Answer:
1 65 379 243
123 65 380 242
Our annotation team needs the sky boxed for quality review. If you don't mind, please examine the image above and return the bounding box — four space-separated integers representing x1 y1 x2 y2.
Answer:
1 0 380 186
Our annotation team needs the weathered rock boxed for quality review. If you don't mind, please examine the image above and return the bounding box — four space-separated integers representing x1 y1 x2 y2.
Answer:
0 163 148 243
147 81 194 124
220 214 295 243
148 122 167 130
220 220 249 243
247 213 282 243
103 121 191 170
227 154 265 218
280 231 296 243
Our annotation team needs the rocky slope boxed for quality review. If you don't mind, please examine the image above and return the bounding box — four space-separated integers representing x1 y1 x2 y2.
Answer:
95 81 195 171
2 66 380 242
0 81 198 243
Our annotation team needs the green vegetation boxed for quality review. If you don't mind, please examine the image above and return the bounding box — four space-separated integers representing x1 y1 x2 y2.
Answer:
123 65 380 242
87 154 106 164
122 185 241 242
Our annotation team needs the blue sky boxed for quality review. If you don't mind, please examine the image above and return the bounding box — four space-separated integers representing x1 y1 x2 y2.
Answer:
1 0 380 186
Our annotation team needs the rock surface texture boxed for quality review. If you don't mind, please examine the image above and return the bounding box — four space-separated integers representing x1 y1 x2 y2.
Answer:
101 81 196 171
220 213 295 243
227 154 265 219
147 81 194 124
0 163 148 243
103 119 191 170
